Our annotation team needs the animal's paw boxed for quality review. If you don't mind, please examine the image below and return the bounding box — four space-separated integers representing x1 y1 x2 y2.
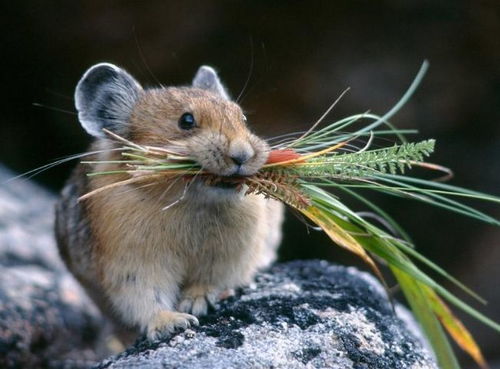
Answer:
177 285 218 316
147 311 199 340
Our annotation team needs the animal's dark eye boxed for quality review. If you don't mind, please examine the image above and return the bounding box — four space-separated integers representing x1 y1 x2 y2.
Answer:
178 112 196 130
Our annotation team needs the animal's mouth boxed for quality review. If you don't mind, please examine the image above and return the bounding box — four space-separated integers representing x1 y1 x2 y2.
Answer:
212 181 239 189
203 175 246 190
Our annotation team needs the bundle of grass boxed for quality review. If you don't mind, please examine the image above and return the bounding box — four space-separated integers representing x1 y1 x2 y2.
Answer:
80 62 499 368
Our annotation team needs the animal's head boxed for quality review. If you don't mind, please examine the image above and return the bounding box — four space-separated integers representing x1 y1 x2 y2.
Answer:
75 63 269 178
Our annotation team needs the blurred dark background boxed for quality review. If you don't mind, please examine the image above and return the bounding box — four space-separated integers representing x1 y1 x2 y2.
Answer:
1 0 499 365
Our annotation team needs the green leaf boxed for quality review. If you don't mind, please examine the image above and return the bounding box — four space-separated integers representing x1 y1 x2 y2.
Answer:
393 268 460 369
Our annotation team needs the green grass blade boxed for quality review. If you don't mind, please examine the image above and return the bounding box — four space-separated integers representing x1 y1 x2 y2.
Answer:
383 174 500 203
373 175 500 225
393 268 460 369
391 240 486 304
332 183 413 243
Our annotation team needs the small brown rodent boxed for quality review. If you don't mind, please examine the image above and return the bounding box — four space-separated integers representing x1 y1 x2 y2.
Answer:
55 63 284 341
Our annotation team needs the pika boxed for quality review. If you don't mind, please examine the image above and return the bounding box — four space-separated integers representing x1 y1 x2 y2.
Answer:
55 63 284 341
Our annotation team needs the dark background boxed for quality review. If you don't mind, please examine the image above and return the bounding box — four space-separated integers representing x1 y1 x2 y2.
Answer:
1 1 499 365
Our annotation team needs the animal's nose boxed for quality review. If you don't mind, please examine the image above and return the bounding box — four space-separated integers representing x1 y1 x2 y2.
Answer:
230 154 249 166
228 139 254 167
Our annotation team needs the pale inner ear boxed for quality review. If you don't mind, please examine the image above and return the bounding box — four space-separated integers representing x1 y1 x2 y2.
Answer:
192 65 230 100
75 63 142 138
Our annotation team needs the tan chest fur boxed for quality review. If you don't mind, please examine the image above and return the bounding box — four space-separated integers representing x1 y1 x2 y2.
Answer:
86 175 275 296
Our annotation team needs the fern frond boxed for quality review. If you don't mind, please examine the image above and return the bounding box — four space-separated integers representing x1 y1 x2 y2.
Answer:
295 139 435 179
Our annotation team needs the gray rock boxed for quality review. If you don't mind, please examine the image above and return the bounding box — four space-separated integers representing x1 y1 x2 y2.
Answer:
0 265 103 369
96 260 437 369
0 165 105 369
0 166 62 270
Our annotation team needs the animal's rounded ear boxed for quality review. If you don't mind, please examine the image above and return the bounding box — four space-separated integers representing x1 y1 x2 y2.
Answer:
192 65 230 100
75 63 142 138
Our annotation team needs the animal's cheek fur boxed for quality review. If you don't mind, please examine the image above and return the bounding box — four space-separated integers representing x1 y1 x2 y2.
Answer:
248 135 270 167
187 133 233 175
197 150 235 176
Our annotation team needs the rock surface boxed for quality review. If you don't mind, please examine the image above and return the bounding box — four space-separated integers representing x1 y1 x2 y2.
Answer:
97 261 437 369
0 166 61 270
0 165 104 369
0 165 437 369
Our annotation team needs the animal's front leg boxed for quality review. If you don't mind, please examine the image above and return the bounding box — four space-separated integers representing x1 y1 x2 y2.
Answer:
105 270 199 340
147 310 199 340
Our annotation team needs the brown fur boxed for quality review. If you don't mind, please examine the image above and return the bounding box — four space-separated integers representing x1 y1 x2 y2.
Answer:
56 83 284 342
